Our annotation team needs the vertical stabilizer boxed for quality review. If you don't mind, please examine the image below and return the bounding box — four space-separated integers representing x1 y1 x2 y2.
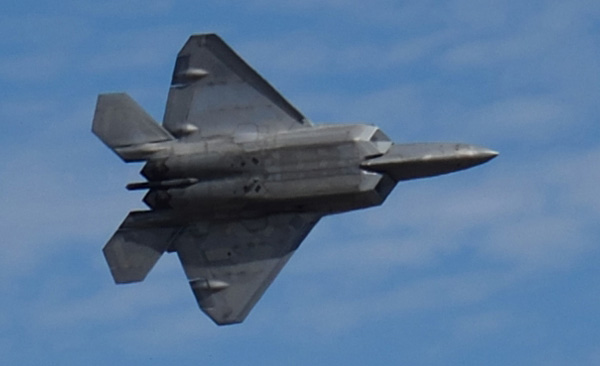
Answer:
92 93 174 161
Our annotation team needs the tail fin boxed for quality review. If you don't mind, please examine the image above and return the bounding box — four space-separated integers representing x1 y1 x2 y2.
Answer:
92 93 174 162
103 211 179 283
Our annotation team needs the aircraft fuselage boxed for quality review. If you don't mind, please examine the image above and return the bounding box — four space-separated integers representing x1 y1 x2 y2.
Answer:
135 124 495 219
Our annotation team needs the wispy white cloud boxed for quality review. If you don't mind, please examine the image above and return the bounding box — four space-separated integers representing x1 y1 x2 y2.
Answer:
83 26 185 74
292 85 429 129
551 148 600 215
0 14 89 47
460 95 574 144
1 0 600 363
69 0 177 17
30 280 178 329
0 50 70 83
238 30 455 80
450 310 514 342
271 268 517 336
0 14 90 82
483 215 589 270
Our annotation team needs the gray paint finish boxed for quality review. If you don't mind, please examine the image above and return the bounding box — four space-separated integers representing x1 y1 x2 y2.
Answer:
93 33 497 325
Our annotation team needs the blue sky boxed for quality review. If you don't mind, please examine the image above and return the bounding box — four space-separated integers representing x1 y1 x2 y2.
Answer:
1 0 600 364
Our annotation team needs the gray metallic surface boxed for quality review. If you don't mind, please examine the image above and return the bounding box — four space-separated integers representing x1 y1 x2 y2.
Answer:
102 212 178 283
361 143 498 181
163 34 311 140
93 33 497 325
175 213 320 324
92 93 174 162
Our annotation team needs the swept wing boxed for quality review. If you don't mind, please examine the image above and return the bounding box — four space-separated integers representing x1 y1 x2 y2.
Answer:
163 33 312 139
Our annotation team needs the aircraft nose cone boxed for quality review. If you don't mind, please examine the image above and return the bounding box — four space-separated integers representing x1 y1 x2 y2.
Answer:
460 145 499 165
361 142 498 181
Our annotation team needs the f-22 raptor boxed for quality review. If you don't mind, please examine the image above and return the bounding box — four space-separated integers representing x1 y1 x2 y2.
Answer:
93 34 497 325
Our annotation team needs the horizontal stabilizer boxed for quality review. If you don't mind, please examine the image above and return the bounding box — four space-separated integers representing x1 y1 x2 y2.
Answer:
103 212 179 283
92 93 174 161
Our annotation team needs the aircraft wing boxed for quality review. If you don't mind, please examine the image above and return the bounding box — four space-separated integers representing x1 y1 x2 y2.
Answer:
174 212 320 325
163 33 312 139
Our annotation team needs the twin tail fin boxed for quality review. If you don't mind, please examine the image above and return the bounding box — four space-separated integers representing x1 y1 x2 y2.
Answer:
92 93 174 162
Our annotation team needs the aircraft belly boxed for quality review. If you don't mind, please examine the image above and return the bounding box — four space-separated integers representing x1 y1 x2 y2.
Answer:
143 168 395 214
142 138 381 211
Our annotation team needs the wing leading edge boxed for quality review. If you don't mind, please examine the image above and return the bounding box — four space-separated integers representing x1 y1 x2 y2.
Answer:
162 33 312 139
174 213 321 325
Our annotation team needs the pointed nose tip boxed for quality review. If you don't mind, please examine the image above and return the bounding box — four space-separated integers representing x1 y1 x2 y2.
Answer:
474 146 499 163
454 144 498 168
450 145 499 172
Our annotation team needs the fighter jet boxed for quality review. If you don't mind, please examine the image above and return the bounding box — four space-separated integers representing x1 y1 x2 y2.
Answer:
93 33 497 325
